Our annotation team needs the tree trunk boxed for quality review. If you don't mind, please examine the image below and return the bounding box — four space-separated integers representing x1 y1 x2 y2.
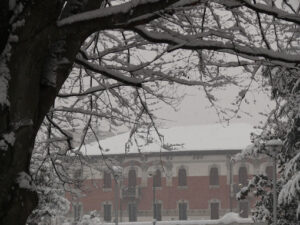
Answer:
0 1 101 224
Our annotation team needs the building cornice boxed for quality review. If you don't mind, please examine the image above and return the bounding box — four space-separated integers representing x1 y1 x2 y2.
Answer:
86 149 242 159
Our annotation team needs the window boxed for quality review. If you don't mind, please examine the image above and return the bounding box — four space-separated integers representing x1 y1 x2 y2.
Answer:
209 167 219 186
73 203 82 221
210 202 219 219
103 171 111 188
154 203 162 221
266 165 273 180
128 169 136 187
128 203 137 222
239 167 248 186
103 204 112 222
153 170 161 187
239 201 249 218
178 168 187 186
178 202 187 220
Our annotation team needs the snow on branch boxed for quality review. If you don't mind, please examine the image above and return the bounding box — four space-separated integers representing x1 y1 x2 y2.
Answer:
57 0 186 28
58 0 160 26
75 57 143 87
52 107 135 124
233 143 259 161
52 107 113 119
16 171 35 190
58 83 124 97
278 171 300 206
141 69 210 86
222 0 300 25
284 151 300 178
133 26 300 64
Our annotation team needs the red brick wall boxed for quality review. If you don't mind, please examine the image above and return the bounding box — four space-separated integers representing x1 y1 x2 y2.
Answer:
71 175 250 213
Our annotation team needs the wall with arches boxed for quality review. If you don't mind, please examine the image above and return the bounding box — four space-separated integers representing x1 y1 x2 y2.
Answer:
68 151 271 222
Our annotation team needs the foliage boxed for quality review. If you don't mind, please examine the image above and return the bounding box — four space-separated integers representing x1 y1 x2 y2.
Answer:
25 132 70 225
77 211 102 225
61 211 102 225
236 66 300 224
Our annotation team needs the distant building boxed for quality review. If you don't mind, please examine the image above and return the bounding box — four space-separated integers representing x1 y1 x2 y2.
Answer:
68 123 273 222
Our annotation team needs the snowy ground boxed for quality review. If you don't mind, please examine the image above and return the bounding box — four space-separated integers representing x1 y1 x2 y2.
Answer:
101 213 263 225
101 222 262 225
62 212 266 225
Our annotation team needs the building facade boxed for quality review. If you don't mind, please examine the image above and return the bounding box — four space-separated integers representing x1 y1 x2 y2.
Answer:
68 124 274 222
69 150 274 222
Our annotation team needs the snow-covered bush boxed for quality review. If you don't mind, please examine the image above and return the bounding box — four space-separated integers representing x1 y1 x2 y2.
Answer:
236 67 300 225
78 211 102 225
26 134 70 225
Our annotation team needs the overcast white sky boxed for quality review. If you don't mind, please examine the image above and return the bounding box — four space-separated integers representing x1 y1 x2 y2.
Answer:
156 85 274 128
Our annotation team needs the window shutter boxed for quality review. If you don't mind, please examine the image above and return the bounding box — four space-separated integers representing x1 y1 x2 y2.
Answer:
128 203 137 221
74 203 82 221
266 166 273 180
178 168 187 186
239 201 249 218
210 202 219 219
154 170 161 187
103 171 111 188
239 167 248 186
209 167 219 185
154 203 162 221
179 203 187 220
128 169 136 187
104 204 112 222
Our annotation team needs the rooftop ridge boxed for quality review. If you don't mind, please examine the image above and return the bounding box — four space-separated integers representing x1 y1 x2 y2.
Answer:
81 123 255 156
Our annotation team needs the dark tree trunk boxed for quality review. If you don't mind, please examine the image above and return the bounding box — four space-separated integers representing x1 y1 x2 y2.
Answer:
0 1 101 224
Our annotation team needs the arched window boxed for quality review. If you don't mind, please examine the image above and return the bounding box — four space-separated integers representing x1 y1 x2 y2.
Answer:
154 169 161 187
209 167 219 186
266 165 273 180
239 167 248 186
103 171 111 188
128 169 136 187
178 168 187 186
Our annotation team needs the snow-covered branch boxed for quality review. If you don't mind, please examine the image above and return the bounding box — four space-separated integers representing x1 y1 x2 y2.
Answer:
221 0 300 25
57 0 199 31
75 57 143 87
133 26 300 64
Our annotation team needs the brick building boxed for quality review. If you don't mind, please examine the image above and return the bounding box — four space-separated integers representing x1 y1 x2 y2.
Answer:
69 123 274 222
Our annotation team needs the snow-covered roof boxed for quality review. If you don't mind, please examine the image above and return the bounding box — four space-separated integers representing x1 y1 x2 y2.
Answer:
82 123 254 156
